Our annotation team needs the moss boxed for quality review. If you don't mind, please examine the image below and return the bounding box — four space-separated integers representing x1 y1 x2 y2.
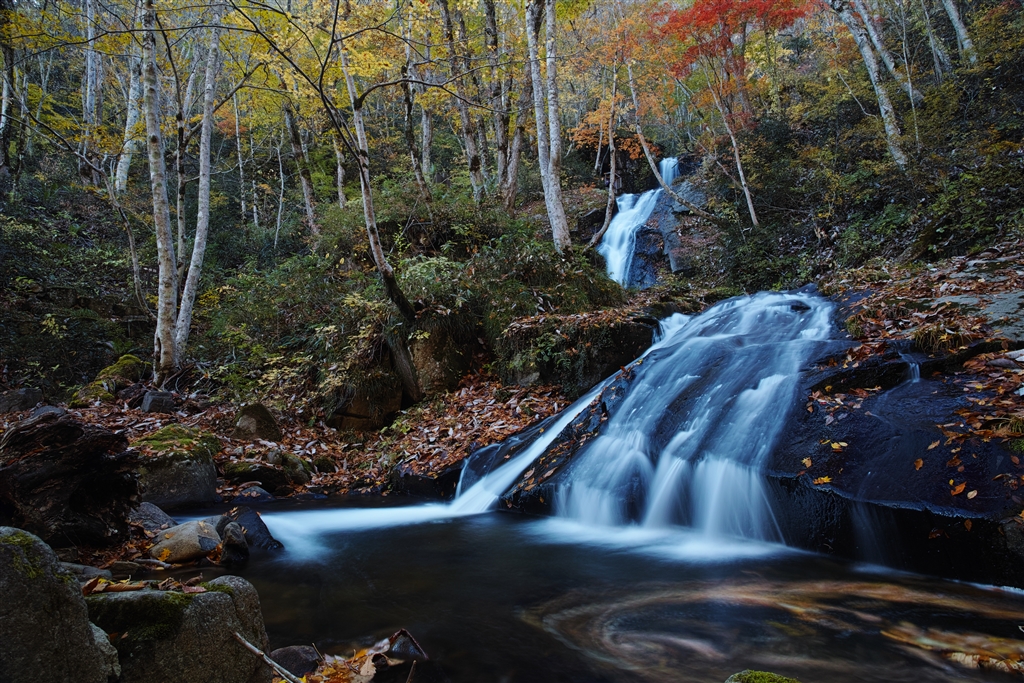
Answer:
1 530 47 579
1009 439 1024 454
86 590 194 647
725 671 802 683
199 581 234 596
223 462 260 478
134 425 221 463
70 380 116 408
97 353 148 384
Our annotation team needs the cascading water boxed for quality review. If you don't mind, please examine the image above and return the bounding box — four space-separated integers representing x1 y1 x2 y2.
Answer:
554 291 833 541
598 157 678 285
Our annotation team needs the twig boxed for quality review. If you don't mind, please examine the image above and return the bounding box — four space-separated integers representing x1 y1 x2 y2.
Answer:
232 632 304 683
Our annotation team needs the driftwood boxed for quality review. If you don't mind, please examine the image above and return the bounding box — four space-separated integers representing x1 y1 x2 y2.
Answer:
232 632 304 683
0 412 138 546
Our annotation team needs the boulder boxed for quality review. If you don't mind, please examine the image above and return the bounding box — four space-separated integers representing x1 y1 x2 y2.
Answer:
231 486 276 504
225 505 283 550
269 645 320 677
410 327 472 395
129 501 177 533
263 448 313 485
389 461 463 500
0 412 138 546
86 575 272 683
61 562 113 582
71 354 149 408
223 461 291 494
725 672 801 683
148 519 221 564
133 425 221 510
140 390 176 413
0 387 42 413
232 403 282 441
0 527 112 683
29 405 65 419
326 389 402 431
218 521 250 565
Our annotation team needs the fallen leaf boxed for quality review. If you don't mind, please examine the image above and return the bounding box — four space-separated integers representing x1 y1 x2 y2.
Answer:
928 440 940 450
967 490 978 499
182 585 207 594
914 458 924 470
813 476 832 485
951 482 967 495
964 520 973 531
802 457 812 468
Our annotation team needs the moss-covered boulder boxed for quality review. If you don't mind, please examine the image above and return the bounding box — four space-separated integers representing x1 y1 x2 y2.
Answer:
724 671 802 683
223 461 290 494
231 403 282 441
133 425 221 510
71 354 149 408
0 527 114 683
86 575 271 683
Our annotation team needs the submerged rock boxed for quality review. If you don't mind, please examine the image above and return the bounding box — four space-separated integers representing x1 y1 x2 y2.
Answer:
133 425 221 510
86 575 272 683
0 527 112 683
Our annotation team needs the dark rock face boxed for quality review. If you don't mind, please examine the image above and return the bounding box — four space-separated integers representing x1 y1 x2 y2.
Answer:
87 575 272 683
0 527 111 683
269 646 320 677
410 327 473 396
134 425 221 510
0 413 139 546
140 390 176 413
225 505 283 550
0 387 42 413
232 403 282 441
326 389 402 431
223 461 292 495
129 501 177 533
231 486 276 505
389 461 463 500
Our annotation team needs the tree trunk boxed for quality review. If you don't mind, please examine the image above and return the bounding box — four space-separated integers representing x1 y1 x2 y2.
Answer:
438 0 485 202
937 0 977 65
233 92 248 222
284 102 317 233
589 67 618 248
174 4 223 356
332 129 346 209
920 0 953 79
832 1 909 170
485 0 510 191
115 55 142 194
543 0 572 252
143 0 179 382
401 20 430 202
82 0 101 185
851 0 923 104
525 0 571 253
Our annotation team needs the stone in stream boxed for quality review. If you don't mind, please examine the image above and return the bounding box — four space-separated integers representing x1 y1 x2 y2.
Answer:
129 501 178 533
86 575 272 683
0 527 114 683
217 520 250 565
224 505 283 551
149 519 221 564
232 403 282 441
0 412 139 546
133 425 221 510
269 645 320 677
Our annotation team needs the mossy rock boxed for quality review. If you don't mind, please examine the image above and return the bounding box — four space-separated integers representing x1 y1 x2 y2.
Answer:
724 671 802 683
133 426 221 510
97 354 149 384
70 380 116 408
222 461 290 493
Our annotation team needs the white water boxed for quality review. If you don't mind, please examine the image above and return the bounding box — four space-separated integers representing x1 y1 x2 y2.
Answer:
555 292 833 542
598 157 678 285
264 291 833 559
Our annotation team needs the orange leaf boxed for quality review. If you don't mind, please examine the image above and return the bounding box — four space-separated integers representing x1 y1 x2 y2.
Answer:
914 458 923 470
813 476 832 485
802 457 812 468
964 520 973 531
951 482 966 495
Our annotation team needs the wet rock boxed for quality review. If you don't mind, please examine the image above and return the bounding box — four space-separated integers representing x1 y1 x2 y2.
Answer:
223 461 291 494
217 521 249 565
231 486 275 505
140 390 176 413
148 519 221 563
232 403 282 441
91 622 121 679
0 412 138 546
133 425 221 510
269 645 320 677
389 461 463 500
29 404 65 419
0 387 42 413
225 505 283 550
0 527 112 683
129 501 177 533
109 560 142 578
86 575 272 683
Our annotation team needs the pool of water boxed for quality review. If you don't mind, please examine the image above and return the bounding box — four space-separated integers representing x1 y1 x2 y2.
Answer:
228 506 1024 683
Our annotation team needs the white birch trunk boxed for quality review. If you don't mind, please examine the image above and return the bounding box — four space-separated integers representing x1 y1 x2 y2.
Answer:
851 0 923 104
115 55 142 193
439 0 485 202
332 130 347 209
543 0 571 252
937 0 977 65
233 92 247 222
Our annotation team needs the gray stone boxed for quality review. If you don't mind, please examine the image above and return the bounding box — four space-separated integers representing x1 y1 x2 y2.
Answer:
60 562 113 581
231 486 275 504
0 527 110 683
269 645 320 677
232 403 282 441
109 560 142 578
86 575 272 683
148 519 221 564
219 521 249 565
140 390 176 413
0 387 42 414
29 405 65 419
90 622 121 680
135 427 221 510
225 505 283 551
129 501 178 533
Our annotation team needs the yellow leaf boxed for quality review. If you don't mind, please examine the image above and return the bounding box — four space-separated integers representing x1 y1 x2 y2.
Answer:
802 457 812 468
928 440 940 450
914 458 923 470
813 476 832 484
831 442 843 451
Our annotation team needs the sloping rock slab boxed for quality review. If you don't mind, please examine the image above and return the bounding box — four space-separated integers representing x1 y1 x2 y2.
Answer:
0 413 138 546
389 461 463 500
87 576 271 683
0 527 111 683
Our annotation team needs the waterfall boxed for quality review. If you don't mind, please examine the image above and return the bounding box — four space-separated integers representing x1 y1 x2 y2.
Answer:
598 157 678 286
554 292 833 541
